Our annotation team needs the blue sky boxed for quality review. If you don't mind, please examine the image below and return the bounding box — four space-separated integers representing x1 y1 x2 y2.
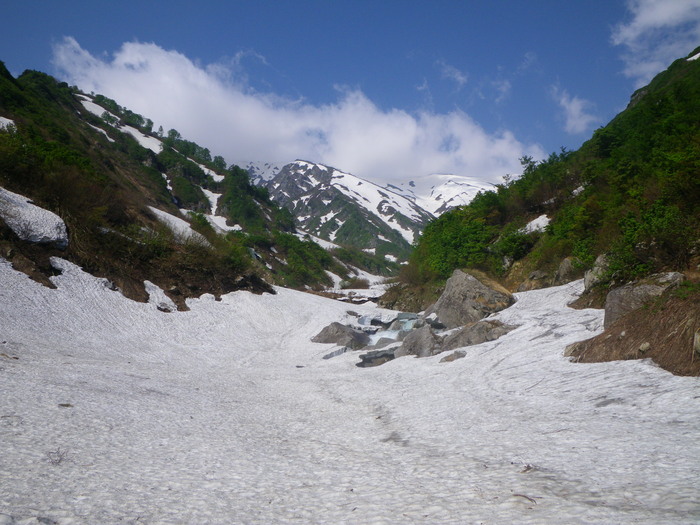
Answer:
2 1 700 185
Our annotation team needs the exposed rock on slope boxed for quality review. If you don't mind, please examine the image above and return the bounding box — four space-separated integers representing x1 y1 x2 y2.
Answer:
311 322 371 350
422 269 514 329
603 272 684 328
566 278 700 376
442 320 516 352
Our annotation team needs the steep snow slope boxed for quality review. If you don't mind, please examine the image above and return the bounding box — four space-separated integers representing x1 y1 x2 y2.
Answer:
389 173 494 215
242 160 286 186
1 259 698 524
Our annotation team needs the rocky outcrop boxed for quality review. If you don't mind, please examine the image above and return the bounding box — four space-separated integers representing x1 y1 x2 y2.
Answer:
422 269 514 329
394 325 441 358
311 322 370 349
356 348 396 368
553 257 581 285
604 272 684 328
442 320 516 351
393 319 517 359
584 255 609 292
440 350 466 363
566 275 700 376
517 270 550 292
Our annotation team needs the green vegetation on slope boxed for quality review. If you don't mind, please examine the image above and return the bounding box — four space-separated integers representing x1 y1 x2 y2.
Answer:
405 47 700 289
0 61 394 296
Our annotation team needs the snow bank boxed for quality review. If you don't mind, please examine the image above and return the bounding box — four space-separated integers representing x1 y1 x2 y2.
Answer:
148 206 209 245
0 259 698 524
77 96 162 153
87 123 114 142
0 116 15 130
0 187 68 248
521 214 550 233
76 95 115 119
295 231 339 250
121 125 162 154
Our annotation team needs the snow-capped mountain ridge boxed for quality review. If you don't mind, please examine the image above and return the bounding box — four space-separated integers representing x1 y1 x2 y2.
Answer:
257 160 435 260
389 173 494 216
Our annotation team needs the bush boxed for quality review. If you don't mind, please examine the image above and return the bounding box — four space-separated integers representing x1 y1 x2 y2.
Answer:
340 277 370 289
605 202 694 283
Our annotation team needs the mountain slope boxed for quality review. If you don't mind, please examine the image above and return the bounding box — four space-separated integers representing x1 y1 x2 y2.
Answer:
0 63 366 300
406 46 700 287
259 160 435 262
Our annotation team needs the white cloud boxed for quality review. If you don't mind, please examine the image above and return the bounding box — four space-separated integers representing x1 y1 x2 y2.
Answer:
517 51 538 73
552 86 600 135
492 79 512 104
437 59 468 90
53 37 542 185
612 0 700 87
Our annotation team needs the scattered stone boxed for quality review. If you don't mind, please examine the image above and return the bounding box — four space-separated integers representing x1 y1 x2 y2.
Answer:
604 272 685 328
371 337 398 349
442 320 517 351
639 342 650 354
423 313 446 329
423 269 514 329
322 347 349 360
311 322 371 349
394 325 440 358
440 350 466 363
356 349 396 368
388 319 403 331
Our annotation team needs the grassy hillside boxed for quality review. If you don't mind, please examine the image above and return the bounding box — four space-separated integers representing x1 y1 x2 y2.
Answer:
402 47 700 293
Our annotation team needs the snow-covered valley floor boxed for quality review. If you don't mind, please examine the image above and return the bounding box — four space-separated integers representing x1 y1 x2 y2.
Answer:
1 258 699 524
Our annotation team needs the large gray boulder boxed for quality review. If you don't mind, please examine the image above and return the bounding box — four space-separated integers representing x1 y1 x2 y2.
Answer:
552 257 581 285
442 320 517 351
584 254 609 292
394 325 441 358
604 272 684 328
423 269 514 329
311 322 370 349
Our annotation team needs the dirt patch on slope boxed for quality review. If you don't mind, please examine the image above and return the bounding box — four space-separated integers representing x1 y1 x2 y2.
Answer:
567 284 700 376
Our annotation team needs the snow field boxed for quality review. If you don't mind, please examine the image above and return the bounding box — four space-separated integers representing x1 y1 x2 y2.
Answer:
0 259 698 524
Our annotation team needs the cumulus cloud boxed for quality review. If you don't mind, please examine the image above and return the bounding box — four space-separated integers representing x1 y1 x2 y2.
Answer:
551 86 600 135
612 0 700 87
52 37 542 185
